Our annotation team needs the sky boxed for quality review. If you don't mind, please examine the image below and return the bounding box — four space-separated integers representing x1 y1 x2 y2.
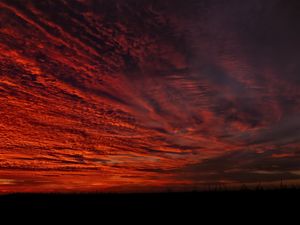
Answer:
0 0 300 193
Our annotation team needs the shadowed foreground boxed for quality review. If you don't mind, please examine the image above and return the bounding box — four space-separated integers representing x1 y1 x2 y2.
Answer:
1 188 299 213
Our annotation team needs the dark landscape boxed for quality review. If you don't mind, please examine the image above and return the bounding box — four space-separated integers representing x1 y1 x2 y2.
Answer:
1 188 299 212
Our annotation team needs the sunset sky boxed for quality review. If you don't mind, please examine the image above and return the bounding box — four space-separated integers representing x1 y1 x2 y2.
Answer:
0 0 300 193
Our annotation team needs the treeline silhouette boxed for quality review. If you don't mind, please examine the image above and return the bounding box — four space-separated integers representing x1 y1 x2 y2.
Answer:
0 185 299 212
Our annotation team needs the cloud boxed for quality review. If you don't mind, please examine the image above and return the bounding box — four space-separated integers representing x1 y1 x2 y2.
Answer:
0 0 299 192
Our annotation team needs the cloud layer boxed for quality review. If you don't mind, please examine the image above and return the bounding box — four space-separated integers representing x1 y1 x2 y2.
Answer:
0 0 300 192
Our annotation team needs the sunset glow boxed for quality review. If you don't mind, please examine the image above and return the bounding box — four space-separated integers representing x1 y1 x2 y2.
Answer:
0 0 300 193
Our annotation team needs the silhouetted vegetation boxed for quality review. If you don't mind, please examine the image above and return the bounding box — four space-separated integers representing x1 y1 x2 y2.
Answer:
1 186 300 213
